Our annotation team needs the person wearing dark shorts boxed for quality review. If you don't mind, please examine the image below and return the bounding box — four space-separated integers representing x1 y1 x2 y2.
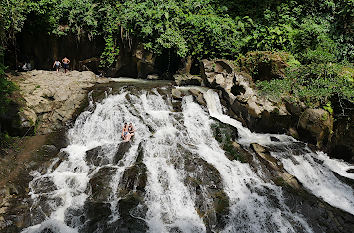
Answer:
53 60 61 73
62 57 70 73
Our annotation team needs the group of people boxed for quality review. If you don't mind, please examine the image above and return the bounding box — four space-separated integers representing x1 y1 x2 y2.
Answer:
121 122 135 142
53 57 70 73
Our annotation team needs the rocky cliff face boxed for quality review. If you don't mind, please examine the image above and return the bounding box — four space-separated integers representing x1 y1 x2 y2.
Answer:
200 59 294 134
5 70 109 135
197 59 353 162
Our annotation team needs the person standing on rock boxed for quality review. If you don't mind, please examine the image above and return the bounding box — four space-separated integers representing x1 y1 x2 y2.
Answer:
53 59 61 73
62 57 70 73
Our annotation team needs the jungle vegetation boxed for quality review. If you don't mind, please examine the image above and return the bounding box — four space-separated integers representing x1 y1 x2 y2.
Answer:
0 0 353 117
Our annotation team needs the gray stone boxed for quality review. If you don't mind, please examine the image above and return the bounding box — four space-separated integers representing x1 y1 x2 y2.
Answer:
41 145 57 153
8 70 110 134
113 142 132 164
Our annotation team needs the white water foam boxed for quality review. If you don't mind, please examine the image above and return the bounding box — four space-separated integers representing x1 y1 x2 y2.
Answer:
138 91 206 233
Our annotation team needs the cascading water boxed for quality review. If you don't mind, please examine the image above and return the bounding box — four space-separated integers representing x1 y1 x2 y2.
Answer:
22 84 354 233
203 90 354 216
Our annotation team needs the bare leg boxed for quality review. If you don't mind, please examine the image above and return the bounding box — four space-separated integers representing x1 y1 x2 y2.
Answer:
124 133 132 142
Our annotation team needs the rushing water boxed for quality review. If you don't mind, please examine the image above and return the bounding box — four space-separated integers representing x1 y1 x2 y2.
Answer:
22 84 354 233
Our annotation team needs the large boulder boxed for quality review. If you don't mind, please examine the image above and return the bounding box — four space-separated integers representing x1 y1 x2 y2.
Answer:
7 70 109 135
171 87 206 106
298 109 333 148
183 155 230 231
89 167 117 202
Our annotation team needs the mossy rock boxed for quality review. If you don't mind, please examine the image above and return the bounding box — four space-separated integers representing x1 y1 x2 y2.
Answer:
238 51 292 81
212 191 229 215
211 120 250 162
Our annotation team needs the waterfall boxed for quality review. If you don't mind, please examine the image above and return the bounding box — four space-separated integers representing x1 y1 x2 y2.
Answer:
22 86 354 233
203 89 354 216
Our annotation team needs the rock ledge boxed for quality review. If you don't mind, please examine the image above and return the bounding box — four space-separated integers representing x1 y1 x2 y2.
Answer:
8 70 109 134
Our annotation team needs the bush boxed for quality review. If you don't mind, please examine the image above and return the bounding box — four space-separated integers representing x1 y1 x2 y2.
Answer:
0 50 16 115
256 62 354 109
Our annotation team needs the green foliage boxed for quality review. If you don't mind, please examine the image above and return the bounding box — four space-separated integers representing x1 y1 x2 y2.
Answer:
0 0 353 113
1 0 353 66
117 0 242 58
0 48 16 115
257 62 354 108
0 0 29 46
0 132 14 148
30 0 103 39
323 102 333 115
99 5 120 68
238 51 294 79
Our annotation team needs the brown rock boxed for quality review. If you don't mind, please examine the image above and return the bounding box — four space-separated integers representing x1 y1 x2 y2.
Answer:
298 108 333 148
251 143 301 189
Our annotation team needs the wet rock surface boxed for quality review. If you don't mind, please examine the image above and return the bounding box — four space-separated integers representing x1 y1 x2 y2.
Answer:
0 131 67 232
211 120 253 163
250 141 354 233
184 154 230 232
282 185 354 233
80 142 148 233
89 167 117 202
86 146 110 166
251 143 301 190
113 141 132 164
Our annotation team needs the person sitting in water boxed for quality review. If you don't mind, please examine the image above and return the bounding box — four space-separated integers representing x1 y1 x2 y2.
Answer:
121 123 129 141
128 123 135 137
